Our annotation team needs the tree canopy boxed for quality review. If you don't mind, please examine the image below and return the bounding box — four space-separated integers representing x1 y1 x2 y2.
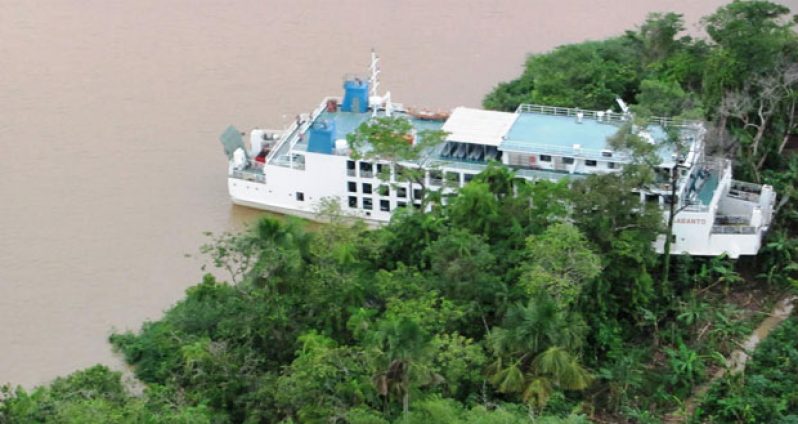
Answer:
3 2 798 423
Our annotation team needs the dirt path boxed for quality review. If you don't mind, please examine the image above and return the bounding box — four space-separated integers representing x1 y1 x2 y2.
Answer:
664 295 797 423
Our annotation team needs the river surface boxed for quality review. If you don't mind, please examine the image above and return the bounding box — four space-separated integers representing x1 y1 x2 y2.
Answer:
0 0 784 387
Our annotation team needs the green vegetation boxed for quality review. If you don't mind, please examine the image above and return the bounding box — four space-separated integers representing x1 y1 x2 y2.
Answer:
695 316 798 423
2 1 798 422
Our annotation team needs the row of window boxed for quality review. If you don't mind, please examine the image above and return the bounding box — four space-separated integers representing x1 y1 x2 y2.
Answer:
347 160 389 178
537 155 616 169
346 160 478 184
347 181 410 197
295 190 416 213
348 196 419 212
347 178 472 198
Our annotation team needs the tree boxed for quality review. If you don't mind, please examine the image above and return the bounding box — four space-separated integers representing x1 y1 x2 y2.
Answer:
637 12 686 66
0 366 212 423
488 295 591 409
635 79 694 117
716 62 798 174
275 332 374 422
520 223 602 309
702 0 795 108
605 117 691 289
348 116 446 208
422 228 504 328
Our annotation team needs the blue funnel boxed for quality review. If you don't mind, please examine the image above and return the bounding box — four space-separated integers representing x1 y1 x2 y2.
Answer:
307 120 336 154
341 79 369 113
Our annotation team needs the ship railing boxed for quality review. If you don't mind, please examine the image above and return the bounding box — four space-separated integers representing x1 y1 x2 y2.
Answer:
500 140 633 161
266 98 331 166
726 189 761 203
271 154 306 170
682 204 711 212
714 215 751 226
231 169 266 183
516 104 628 122
711 225 757 235
730 180 763 194
515 103 700 127
265 122 297 164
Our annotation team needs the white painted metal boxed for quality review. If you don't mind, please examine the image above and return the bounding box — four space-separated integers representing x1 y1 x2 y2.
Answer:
223 55 776 259
442 107 518 146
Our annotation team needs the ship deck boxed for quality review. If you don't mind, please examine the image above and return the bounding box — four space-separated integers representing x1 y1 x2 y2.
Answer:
272 109 445 158
264 101 699 188
502 111 676 163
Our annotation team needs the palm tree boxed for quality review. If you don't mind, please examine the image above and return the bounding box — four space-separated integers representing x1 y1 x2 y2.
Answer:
369 316 434 415
489 295 592 408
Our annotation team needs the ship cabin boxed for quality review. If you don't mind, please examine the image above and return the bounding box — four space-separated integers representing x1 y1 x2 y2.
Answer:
223 76 776 258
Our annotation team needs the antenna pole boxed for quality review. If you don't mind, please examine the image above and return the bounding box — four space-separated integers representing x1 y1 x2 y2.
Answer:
369 49 380 98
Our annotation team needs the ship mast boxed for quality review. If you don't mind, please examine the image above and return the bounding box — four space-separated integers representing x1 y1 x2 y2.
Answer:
368 50 393 117
369 49 380 99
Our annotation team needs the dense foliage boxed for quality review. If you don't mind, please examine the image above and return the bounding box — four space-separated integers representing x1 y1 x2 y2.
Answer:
696 316 798 423
2 2 797 422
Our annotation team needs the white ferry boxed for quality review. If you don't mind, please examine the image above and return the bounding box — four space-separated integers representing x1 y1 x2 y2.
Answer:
220 53 776 258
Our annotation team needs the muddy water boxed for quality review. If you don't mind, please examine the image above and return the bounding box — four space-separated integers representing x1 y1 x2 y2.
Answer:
0 0 765 387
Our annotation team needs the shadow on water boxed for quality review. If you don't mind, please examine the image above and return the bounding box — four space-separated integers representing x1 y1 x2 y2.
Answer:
227 203 324 232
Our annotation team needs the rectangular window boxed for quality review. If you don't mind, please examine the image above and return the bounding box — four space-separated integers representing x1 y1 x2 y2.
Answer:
563 157 575 165
429 170 443 187
607 162 616 169
359 162 373 178
348 181 357 192
445 172 460 188
363 198 373 210
602 151 613 158
539 155 552 162
380 199 390 212
347 160 356 176
397 201 407 208
397 187 407 198
296 192 304 201
585 160 597 167
395 165 406 180
378 185 389 196
376 163 389 179
464 173 475 183
413 188 422 200
362 183 372 194
348 196 357 208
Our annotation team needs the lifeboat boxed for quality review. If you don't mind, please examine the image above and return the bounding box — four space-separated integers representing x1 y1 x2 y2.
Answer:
406 107 450 121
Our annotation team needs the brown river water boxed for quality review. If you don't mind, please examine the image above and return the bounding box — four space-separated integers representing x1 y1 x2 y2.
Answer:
1 0 787 387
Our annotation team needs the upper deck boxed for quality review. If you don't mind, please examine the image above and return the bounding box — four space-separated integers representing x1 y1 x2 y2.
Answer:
501 105 695 165
267 98 445 166
266 99 700 170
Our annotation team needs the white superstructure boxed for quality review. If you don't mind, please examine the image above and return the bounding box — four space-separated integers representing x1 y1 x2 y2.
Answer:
219 56 776 258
